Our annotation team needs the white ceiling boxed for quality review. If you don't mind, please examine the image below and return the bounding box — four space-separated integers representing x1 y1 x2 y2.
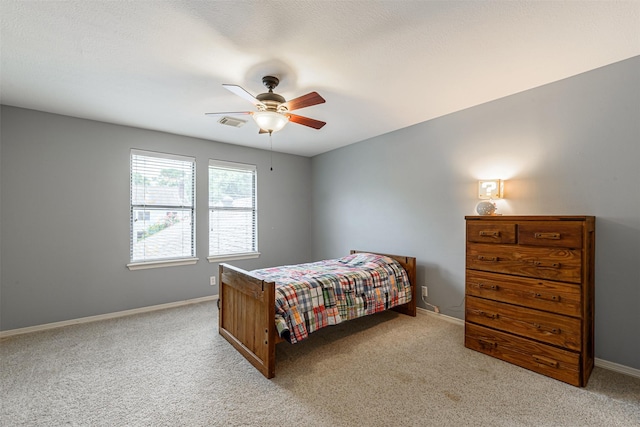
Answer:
1 1 639 157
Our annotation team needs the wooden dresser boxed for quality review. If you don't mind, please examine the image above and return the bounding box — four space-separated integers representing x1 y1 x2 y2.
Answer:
464 215 595 386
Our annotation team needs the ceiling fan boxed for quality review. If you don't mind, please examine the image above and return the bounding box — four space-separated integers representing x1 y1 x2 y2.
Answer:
206 76 326 134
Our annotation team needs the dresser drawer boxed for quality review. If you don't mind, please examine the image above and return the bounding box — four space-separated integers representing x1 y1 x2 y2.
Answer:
465 323 581 386
466 244 582 283
518 222 583 248
466 270 582 317
466 296 581 351
467 221 516 244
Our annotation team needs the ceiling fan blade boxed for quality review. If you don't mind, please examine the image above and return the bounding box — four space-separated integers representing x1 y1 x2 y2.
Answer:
287 114 326 129
205 111 252 116
282 92 325 111
223 84 265 107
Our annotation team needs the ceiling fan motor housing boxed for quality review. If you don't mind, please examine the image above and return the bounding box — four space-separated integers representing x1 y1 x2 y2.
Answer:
257 76 286 111
256 92 286 110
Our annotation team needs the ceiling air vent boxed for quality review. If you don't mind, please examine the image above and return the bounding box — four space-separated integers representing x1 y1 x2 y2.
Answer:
218 116 247 128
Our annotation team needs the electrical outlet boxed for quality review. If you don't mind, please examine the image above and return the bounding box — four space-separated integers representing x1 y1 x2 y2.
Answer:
210 276 216 286
422 286 428 297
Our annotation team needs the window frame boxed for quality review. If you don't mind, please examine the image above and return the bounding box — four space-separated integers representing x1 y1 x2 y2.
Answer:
127 149 198 270
207 159 260 263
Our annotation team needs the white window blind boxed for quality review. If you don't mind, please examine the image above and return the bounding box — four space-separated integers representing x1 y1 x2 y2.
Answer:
209 159 258 259
130 150 196 264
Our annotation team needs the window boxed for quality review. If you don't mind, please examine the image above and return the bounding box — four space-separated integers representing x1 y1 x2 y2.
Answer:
129 150 197 269
208 159 258 261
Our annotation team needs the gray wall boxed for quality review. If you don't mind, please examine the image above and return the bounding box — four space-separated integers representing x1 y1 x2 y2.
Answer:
2 57 638 371
0 106 311 330
310 56 640 369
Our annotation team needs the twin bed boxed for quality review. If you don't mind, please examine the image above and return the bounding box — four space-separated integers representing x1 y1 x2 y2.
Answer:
218 250 417 378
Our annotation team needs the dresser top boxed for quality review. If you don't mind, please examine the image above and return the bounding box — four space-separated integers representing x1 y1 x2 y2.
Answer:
465 215 595 221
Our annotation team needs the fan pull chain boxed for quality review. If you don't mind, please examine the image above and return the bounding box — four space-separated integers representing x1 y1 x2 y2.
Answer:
269 131 273 171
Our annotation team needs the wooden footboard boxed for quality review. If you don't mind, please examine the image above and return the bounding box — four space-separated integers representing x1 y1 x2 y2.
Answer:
218 263 277 378
218 250 417 378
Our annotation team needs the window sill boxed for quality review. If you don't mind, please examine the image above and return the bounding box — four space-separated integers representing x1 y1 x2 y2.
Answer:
207 252 261 263
127 258 199 271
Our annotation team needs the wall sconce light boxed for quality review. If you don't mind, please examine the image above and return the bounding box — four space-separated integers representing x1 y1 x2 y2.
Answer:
476 179 504 215
478 179 504 200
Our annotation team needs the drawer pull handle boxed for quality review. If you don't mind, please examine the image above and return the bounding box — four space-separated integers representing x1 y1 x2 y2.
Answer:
479 230 501 238
533 355 559 368
478 255 498 262
533 323 561 334
533 292 561 302
478 283 498 291
479 339 497 349
535 232 561 240
469 309 499 319
481 310 498 319
533 260 560 268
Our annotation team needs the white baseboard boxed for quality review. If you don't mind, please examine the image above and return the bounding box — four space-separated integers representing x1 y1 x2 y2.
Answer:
417 306 464 325
595 358 640 379
416 306 640 379
0 295 218 339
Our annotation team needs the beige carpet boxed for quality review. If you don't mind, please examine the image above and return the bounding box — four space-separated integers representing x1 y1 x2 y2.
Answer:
1 301 639 426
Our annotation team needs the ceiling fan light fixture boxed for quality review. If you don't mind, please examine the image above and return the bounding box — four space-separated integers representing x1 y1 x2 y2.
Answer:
252 111 289 133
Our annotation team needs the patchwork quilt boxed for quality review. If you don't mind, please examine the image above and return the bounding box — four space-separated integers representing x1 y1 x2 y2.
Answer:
251 252 412 344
